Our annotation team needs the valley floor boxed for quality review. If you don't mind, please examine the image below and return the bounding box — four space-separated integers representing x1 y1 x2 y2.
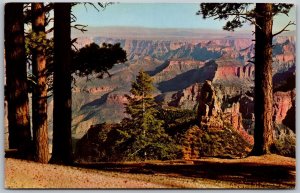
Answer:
5 154 295 189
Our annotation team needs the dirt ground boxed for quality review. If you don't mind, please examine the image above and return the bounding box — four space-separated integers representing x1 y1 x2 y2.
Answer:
5 154 295 189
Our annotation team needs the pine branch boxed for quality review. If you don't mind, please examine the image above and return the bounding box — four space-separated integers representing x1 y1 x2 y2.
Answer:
23 3 31 10
247 60 255 65
272 21 295 37
71 44 78 52
85 3 100 12
71 24 88 33
44 3 54 13
98 2 114 10
105 70 112 77
81 2 114 12
71 13 77 23
45 27 54 34
45 18 54 26
240 16 262 30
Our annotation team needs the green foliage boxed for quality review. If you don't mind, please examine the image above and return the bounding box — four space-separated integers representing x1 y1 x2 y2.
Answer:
117 119 180 161
197 3 293 31
25 31 54 70
274 135 295 158
157 107 197 137
72 43 127 79
198 3 253 31
75 123 118 162
272 4 294 16
273 124 296 158
25 31 52 54
25 35 127 93
181 124 252 159
125 70 156 120
114 70 180 161
158 107 197 125
198 3 252 31
25 31 54 90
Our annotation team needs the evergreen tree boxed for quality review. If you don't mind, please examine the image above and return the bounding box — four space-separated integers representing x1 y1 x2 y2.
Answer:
50 3 73 164
198 3 294 155
31 2 49 163
119 70 179 161
5 3 32 158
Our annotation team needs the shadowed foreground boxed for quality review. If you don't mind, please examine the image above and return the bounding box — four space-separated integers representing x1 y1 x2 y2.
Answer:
5 154 295 189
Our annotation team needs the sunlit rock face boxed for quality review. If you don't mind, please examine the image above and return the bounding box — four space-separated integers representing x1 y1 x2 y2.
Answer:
213 57 244 80
196 80 254 145
273 89 295 125
168 83 201 109
197 80 222 118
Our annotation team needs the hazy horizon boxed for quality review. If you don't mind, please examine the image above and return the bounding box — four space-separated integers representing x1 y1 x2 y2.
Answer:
71 3 296 33
71 25 296 40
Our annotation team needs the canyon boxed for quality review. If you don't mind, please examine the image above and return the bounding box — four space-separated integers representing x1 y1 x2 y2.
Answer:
4 28 295 151
70 29 295 140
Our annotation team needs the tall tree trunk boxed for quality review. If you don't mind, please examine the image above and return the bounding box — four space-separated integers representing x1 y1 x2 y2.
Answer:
4 3 32 158
50 3 73 164
251 3 274 155
31 3 49 163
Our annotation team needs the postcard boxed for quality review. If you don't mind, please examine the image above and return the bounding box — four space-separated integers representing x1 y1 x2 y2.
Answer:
4 1 296 189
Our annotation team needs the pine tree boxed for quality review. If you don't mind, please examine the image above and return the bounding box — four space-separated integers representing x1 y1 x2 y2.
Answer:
50 3 73 164
5 3 32 158
31 2 49 163
198 3 294 155
119 70 178 161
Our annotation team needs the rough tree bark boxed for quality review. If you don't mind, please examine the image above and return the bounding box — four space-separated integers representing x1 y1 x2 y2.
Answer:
251 3 275 155
50 3 73 164
4 3 32 158
31 3 49 163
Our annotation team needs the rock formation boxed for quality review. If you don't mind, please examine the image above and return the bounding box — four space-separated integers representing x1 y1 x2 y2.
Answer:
168 83 201 109
197 80 224 132
282 101 295 133
153 59 206 83
273 89 295 125
238 95 255 119
198 80 222 118
197 80 254 144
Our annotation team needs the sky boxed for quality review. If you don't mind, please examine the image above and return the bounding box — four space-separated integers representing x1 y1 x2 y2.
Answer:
72 3 296 32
